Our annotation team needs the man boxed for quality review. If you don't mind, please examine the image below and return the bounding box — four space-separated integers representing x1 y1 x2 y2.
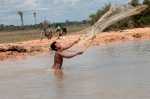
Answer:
50 38 83 70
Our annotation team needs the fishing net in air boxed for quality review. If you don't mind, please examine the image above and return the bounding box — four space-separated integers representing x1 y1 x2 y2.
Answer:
66 4 148 52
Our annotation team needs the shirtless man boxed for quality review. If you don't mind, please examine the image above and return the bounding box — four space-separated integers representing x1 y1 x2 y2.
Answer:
50 38 83 70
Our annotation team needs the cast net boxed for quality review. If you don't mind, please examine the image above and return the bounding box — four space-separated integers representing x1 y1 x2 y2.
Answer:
64 4 148 52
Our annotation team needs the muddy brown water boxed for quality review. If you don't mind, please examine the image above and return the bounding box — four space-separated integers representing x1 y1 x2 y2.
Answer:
0 40 149 99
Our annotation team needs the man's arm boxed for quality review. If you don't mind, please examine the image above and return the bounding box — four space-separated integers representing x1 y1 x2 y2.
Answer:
63 38 80 50
58 51 83 59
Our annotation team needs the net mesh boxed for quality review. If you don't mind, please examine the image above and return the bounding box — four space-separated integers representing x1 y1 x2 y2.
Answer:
63 4 148 52
75 4 148 49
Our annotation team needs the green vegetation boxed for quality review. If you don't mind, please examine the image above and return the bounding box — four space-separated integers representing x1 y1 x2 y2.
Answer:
89 0 150 31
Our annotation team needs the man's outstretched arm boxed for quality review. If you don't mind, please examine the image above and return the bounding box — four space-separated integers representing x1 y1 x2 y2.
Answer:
58 51 83 59
63 38 80 50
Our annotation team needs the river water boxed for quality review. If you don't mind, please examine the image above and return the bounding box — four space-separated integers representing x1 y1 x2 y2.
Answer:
0 40 149 99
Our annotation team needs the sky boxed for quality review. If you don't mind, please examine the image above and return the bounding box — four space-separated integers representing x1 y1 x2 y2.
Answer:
0 0 144 26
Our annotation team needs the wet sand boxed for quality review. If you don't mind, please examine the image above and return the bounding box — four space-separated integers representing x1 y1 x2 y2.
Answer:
0 27 150 60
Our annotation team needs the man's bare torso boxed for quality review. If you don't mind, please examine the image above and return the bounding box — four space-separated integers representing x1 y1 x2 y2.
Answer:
51 51 63 69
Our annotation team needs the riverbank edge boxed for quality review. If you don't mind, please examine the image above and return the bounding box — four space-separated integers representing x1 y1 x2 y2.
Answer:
0 27 150 61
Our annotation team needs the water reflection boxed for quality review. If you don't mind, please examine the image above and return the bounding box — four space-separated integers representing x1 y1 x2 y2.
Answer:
53 70 65 99
54 70 64 79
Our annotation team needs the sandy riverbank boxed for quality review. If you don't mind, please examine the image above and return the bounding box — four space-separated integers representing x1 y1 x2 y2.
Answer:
0 27 150 60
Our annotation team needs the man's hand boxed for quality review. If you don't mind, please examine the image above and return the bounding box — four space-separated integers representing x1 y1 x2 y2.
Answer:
77 51 83 55
75 38 80 43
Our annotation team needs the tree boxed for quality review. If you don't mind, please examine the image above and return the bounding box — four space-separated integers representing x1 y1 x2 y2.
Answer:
0 24 4 31
141 0 150 26
143 0 150 5
18 11 24 28
33 12 36 24
65 20 70 26
130 0 150 27
82 20 87 25
42 20 49 28
130 0 139 7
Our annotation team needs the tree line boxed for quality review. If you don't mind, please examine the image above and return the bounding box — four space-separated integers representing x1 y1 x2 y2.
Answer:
0 20 88 32
89 0 150 31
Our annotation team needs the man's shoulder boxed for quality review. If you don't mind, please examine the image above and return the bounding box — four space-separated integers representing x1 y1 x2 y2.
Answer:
56 50 64 56
56 51 62 54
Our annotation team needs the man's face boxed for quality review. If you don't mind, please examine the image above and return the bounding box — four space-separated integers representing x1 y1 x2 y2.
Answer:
55 42 61 49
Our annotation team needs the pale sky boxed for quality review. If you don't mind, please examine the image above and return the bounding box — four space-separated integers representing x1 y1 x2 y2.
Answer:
0 0 144 26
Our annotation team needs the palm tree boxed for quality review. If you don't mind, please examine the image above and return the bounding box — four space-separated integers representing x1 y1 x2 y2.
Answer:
18 11 24 28
33 12 36 24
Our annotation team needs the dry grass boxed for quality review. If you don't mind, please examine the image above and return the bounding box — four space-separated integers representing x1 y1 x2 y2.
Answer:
0 25 89 44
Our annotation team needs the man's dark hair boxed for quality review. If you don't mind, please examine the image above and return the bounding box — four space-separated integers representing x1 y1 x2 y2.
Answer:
50 41 57 51
62 28 67 33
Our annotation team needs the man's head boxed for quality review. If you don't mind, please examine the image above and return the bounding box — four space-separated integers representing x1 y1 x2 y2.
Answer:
50 41 61 51
50 41 57 51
